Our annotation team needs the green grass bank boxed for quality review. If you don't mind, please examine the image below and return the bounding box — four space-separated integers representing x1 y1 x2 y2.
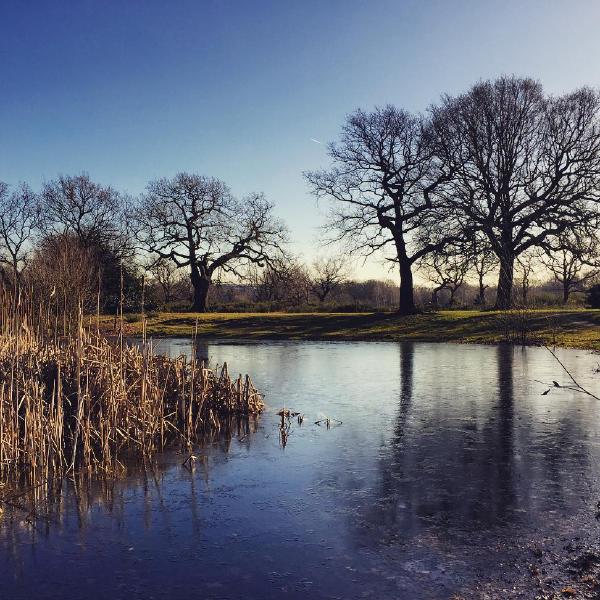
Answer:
102 309 600 351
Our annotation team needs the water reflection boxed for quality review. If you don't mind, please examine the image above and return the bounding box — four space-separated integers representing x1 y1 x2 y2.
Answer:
0 416 258 537
492 344 515 519
192 339 210 363
397 340 414 433
354 343 597 554
1 340 599 600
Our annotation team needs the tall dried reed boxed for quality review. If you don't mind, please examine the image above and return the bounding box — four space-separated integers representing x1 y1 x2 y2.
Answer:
0 286 264 484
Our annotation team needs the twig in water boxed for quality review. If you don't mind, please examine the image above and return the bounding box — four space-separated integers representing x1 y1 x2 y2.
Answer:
541 346 600 401
276 408 299 448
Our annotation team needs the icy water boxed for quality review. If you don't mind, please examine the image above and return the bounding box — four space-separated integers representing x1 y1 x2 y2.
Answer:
1 340 600 599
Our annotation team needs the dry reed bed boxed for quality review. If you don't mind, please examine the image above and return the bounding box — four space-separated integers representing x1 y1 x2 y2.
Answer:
0 325 264 482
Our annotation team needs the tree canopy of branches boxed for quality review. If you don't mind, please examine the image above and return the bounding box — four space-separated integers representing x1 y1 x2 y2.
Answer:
40 173 125 246
0 182 37 288
420 248 470 307
306 106 459 314
540 229 600 303
146 257 187 305
251 259 311 307
132 173 287 312
38 173 136 310
311 256 348 302
431 76 600 309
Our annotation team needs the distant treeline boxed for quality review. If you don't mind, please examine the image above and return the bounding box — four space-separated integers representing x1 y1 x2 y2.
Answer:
144 263 599 313
2 75 600 314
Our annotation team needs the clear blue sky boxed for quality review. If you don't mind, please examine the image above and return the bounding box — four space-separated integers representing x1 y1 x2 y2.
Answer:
2 0 600 278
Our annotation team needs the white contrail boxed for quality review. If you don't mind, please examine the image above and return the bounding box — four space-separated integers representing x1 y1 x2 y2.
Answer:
310 138 323 145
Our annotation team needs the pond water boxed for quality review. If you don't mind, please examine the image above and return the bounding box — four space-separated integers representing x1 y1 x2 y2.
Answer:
1 340 600 599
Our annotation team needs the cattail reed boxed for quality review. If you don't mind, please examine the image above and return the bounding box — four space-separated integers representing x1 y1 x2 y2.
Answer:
0 285 264 484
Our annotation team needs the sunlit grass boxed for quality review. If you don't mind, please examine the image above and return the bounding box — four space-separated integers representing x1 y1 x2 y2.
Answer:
98 309 600 351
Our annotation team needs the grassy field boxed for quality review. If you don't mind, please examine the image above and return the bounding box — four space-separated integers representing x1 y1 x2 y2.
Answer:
101 309 600 351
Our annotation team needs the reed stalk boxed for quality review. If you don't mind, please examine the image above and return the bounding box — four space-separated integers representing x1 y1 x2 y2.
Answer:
0 285 264 484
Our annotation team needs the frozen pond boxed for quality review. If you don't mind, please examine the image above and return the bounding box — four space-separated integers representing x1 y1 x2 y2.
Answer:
1 340 599 599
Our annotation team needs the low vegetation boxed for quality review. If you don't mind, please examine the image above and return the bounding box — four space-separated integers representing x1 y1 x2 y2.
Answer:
0 291 264 485
102 308 600 351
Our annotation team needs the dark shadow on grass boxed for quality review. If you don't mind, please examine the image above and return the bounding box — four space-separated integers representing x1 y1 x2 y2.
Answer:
149 310 600 345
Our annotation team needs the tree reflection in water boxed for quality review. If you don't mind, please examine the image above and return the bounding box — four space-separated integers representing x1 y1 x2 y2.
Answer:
0 340 598 600
354 343 593 550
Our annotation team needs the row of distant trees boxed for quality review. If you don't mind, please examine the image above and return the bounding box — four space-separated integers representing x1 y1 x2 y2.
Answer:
1 168 595 315
0 173 287 314
146 254 599 312
1 75 599 314
0 168 597 313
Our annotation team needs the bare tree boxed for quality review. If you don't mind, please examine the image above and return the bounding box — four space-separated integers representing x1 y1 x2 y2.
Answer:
420 248 470 307
284 261 312 307
133 173 287 312
306 106 459 315
27 233 98 324
540 229 600 304
516 250 538 306
250 263 286 305
431 77 600 309
251 258 311 307
0 182 37 287
38 173 136 308
146 257 184 305
469 234 498 306
40 173 125 246
311 256 348 302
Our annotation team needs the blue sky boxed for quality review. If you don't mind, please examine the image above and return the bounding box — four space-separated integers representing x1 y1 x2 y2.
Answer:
2 0 600 278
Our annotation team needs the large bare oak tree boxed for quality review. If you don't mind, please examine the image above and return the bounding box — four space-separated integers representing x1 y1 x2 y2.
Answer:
431 77 600 308
305 106 459 314
133 173 287 312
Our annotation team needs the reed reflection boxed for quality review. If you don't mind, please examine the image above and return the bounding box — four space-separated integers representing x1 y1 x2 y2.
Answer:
0 416 259 550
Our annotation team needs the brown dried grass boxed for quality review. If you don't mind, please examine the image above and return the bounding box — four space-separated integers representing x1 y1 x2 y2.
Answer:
0 286 264 483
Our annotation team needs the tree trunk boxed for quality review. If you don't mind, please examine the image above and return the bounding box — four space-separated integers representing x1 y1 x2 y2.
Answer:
478 281 486 305
190 267 211 312
495 253 514 310
398 258 417 315
562 283 570 305
475 271 487 305
449 287 457 306
391 231 418 315
522 282 528 306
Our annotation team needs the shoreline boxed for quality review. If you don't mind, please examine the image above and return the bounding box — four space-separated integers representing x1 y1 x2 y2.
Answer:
99 309 600 352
